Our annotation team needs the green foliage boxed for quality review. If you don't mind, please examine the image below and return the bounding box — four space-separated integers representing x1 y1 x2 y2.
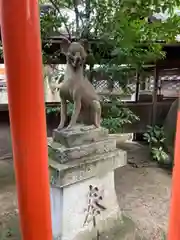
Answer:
40 0 180 66
151 146 169 163
46 102 73 115
101 97 140 133
1 1 179 87
161 232 166 240
46 106 60 114
40 9 61 39
67 102 74 115
143 125 169 163
1 1 180 67
39 0 180 93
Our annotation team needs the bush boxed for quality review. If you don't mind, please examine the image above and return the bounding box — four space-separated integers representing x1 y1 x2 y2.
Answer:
101 96 140 133
143 125 169 164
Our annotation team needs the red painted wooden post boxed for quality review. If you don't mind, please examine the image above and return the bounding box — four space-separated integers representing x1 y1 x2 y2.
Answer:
168 98 180 240
0 0 52 239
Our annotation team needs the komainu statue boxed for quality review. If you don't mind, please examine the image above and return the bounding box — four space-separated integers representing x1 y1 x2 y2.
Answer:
51 39 101 130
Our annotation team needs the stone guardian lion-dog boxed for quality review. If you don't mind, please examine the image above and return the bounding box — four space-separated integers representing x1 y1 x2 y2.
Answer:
50 39 101 130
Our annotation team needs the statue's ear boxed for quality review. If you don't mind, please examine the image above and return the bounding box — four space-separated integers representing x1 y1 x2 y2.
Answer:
79 39 90 52
60 38 71 55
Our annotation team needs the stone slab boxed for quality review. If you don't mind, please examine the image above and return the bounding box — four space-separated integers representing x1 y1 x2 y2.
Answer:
52 124 109 148
50 171 123 240
48 137 116 163
49 149 127 187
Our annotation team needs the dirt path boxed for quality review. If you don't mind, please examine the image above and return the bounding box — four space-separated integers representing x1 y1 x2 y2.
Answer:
0 141 171 239
116 166 170 239
0 160 19 240
115 141 171 239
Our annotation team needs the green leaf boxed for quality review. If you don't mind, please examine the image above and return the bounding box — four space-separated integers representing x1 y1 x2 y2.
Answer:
160 138 166 142
151 137 158 143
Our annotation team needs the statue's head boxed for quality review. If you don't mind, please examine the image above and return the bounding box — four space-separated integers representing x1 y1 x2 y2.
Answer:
61 38 89 71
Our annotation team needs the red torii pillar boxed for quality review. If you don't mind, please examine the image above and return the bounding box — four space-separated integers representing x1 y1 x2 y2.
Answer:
168 98 180 240
0 0 52 239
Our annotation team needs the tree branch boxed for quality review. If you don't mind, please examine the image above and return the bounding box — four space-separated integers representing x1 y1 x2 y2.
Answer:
48 0 72 40
72 0 81 37
80 0 92 38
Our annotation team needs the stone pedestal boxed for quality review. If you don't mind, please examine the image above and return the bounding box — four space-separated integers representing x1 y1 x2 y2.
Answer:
48 124 127 240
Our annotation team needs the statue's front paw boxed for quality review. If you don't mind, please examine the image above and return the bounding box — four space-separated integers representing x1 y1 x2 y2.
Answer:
94 123 101 128
57 124 65 130
66 124 72 130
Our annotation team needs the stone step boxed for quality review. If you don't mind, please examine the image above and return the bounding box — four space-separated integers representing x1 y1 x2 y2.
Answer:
49 148 127 187
48 137 116 163
52 124 109 148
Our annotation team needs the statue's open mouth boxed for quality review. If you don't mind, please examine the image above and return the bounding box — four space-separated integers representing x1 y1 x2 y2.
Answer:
71 64 78 71
71 61 82 71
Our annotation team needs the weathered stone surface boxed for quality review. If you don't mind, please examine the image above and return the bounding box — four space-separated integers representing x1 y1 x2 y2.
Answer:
50 171 123 240
163 98 178 156
48 137 116 163
53 124 109 148
49 149 127 187
49 123 127 240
